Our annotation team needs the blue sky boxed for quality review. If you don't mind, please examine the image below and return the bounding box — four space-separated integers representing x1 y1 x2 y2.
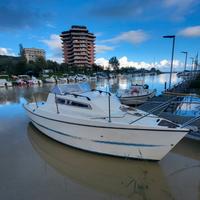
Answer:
0 0 200 71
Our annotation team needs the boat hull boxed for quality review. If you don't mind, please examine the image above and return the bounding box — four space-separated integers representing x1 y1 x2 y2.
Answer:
24 104 187 161
120 91 156 105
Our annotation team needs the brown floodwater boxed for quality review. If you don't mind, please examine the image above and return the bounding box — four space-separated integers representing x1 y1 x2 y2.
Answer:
0 85 200 200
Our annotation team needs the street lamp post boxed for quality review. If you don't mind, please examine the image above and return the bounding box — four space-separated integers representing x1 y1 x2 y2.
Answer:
181 51 188 72
163 35 176 89
190 57 194 79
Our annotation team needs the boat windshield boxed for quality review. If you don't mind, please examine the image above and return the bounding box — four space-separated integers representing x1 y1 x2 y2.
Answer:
51 82 91 95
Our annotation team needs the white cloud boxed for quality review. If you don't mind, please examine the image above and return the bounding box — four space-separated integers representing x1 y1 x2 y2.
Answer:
96 45 114 53
102 30 149 44
0 47 16 56
41 34 62 63
95 56 184 71
95 58 109 68
41 34 62 49
178 25 200 37
47 55 63 63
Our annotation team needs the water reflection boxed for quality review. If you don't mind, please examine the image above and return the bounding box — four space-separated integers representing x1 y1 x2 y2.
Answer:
27 124 173 200
0 79 199 200
0 73 181 105
95 73 181 95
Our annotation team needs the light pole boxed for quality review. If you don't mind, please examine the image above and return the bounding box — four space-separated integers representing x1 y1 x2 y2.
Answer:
163 35 176 89
190 57 194 79
181 51 188 72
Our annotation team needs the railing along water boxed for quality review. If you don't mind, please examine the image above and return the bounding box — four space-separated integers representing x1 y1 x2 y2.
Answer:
129 96 178 124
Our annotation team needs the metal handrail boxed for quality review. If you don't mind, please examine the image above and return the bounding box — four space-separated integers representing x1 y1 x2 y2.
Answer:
129 96 178 124
55 94 59 114
91 89 111 96
33 95 38 108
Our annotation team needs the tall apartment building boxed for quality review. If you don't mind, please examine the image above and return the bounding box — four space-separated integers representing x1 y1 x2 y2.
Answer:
23 48 45 62
60 25 95 67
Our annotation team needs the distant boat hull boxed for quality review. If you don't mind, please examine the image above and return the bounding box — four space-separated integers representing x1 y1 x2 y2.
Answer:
45 78 55 83
24 103 187 161
119 90 156 105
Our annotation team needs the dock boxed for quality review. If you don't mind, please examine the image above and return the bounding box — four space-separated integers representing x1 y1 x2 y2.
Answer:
138 79 200 140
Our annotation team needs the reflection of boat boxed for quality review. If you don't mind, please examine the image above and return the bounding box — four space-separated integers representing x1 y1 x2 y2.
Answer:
172 138 200 161
27 124 173 199
117 84 156 105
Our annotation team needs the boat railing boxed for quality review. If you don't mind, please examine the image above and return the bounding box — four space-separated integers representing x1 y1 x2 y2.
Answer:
33 95 38 108
180 115 200 129
91 89 111 96
129 96 178 124
91 89 112 122
55 93 59 114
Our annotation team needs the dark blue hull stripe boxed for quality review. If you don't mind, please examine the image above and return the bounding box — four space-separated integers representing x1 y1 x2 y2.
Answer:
94 140 163 147
31 119 164 148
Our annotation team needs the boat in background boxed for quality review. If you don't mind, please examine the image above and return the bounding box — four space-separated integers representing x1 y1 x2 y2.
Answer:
75 74 88 82
0 79 12 87
45 76 56 83
30 76 43 85
117 84 156 105
24 83 188 161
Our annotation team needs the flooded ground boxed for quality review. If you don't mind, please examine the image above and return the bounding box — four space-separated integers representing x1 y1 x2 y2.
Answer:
0 75 200 200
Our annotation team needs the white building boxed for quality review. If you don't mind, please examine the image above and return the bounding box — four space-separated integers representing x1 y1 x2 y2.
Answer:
23 48 45 62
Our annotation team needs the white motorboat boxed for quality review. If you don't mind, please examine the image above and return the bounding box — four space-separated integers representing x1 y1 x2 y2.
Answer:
0 79 12 87
30 76 43 85
45 76 56 83
75 74 88 82
117 84 156 105
24 83 188 161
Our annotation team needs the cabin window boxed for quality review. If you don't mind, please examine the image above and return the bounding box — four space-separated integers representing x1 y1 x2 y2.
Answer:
70 101 91 109
56 98 91 109
158 120 179 128
56 98 65 104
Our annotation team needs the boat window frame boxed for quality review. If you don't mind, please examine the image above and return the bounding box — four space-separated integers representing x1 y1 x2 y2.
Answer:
56 97 92 110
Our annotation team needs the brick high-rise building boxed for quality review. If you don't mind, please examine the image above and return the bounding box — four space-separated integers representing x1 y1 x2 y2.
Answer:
60 25 95 67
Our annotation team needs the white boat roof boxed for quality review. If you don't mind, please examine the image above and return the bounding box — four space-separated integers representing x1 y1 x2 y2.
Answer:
51 83 91 95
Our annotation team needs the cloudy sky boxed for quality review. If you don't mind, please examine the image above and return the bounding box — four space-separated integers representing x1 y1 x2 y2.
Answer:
0 0 200 71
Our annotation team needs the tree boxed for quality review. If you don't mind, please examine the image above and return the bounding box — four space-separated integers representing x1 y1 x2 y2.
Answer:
91 63 103 73
150 67 156 72
34 57 47 76
109 57 119 72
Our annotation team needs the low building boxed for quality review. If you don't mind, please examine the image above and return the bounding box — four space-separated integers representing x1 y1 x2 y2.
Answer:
23 48 45 62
